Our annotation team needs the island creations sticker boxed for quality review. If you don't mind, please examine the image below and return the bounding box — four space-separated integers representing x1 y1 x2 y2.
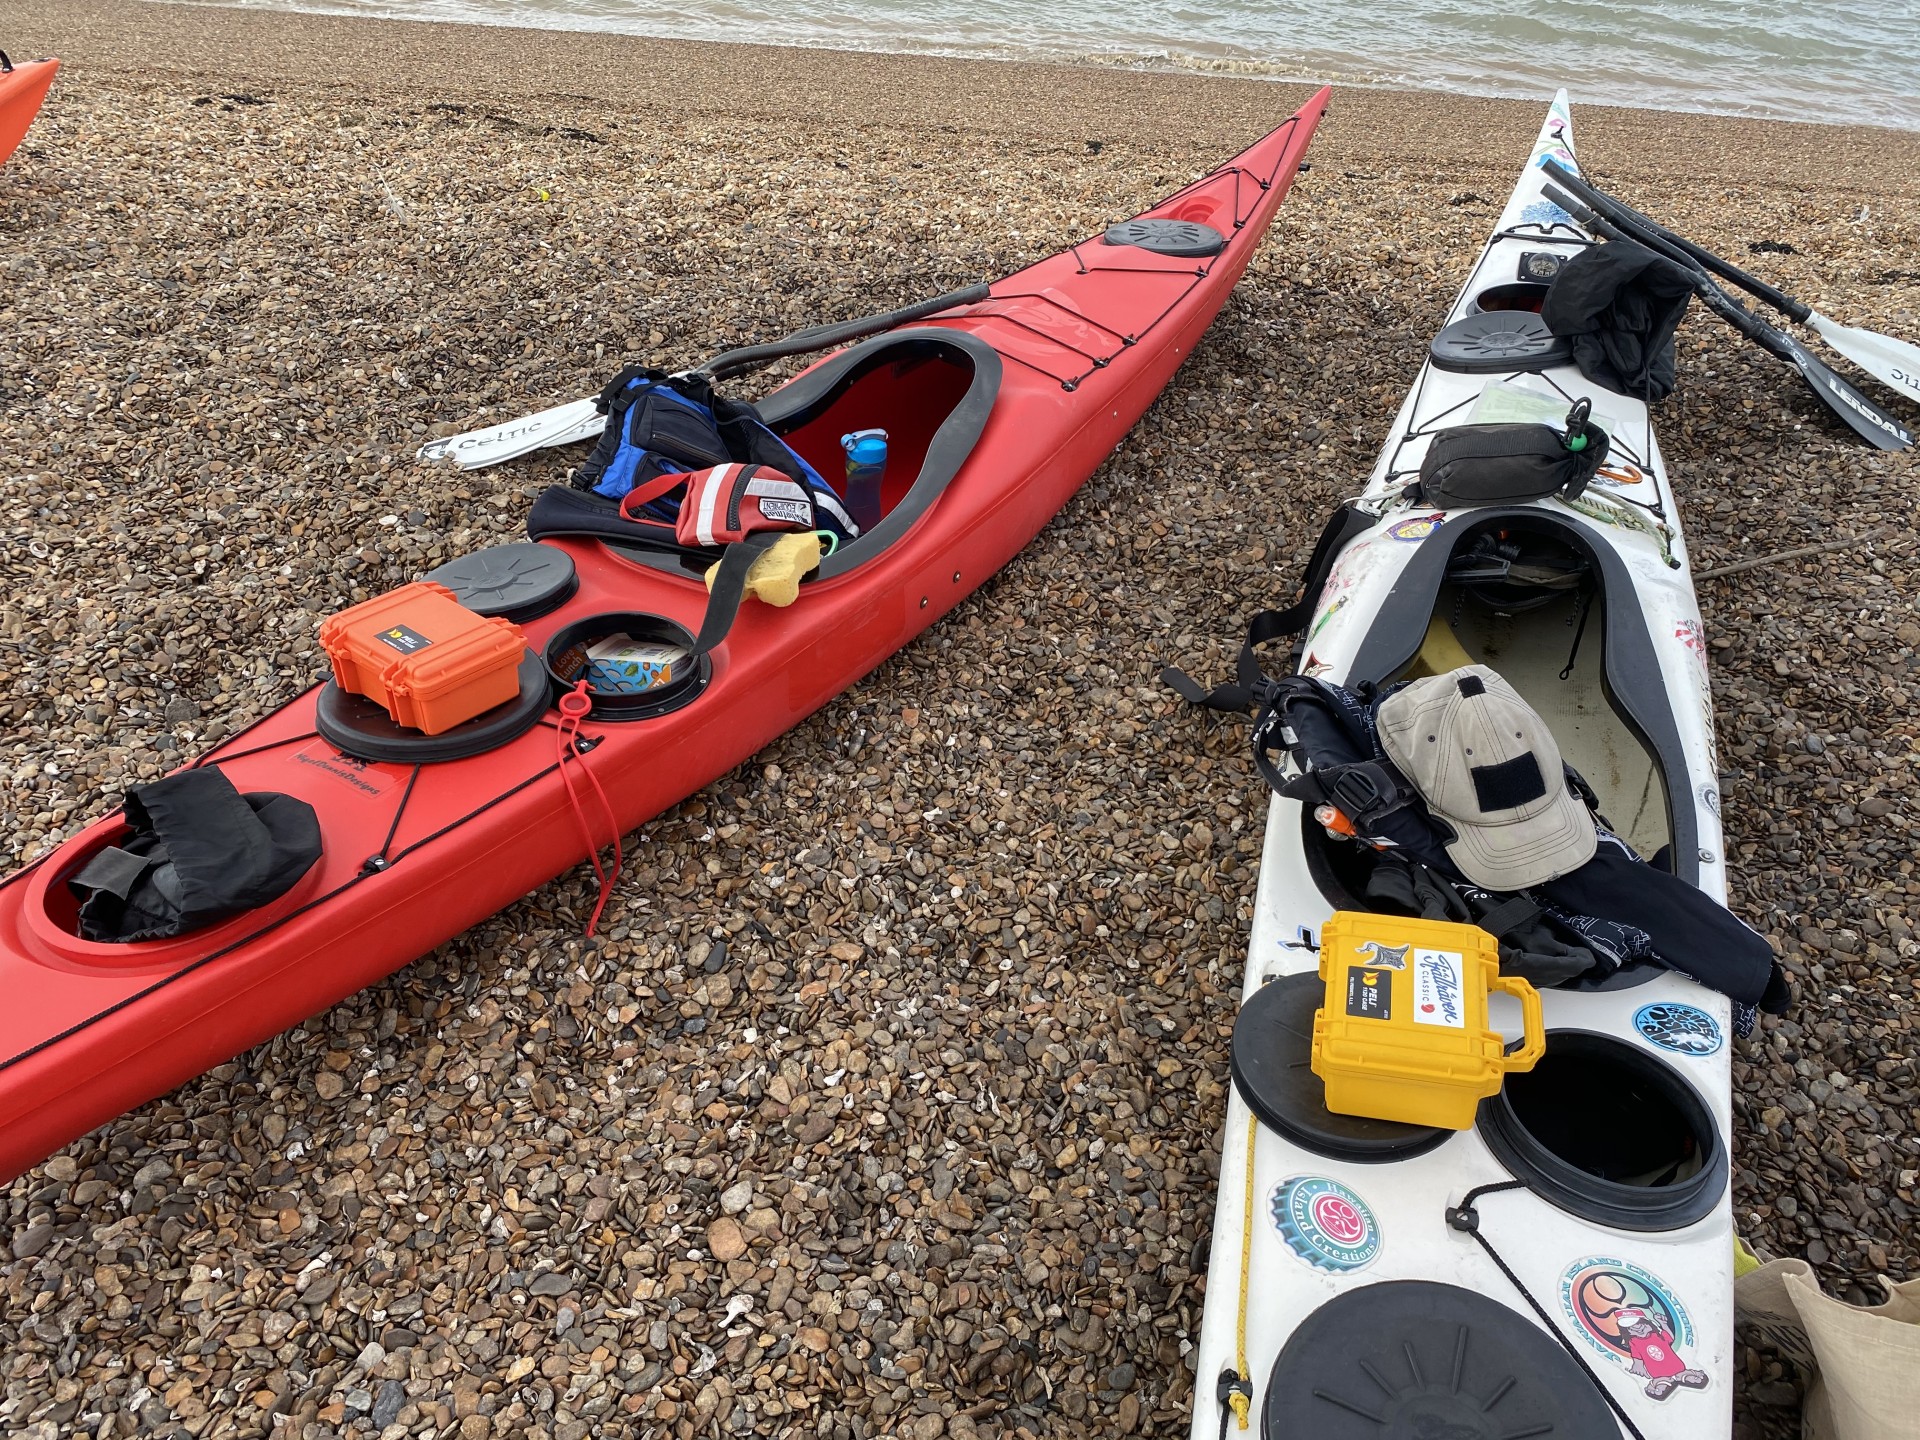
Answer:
1270 1177 1382 1274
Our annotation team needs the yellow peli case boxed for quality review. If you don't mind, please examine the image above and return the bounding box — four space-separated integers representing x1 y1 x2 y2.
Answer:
1311 911 1544 1130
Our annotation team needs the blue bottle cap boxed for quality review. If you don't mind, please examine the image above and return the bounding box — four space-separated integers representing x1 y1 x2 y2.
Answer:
841 430 888 465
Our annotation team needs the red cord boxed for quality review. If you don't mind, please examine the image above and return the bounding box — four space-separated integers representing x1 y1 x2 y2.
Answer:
555 682 623 936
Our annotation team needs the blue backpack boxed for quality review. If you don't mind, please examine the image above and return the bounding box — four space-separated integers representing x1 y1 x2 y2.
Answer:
572 367 859 542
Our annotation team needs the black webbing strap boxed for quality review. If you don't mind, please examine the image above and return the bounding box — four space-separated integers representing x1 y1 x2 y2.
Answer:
1474 895 1542 939
1163 503 1376 712
686 532 793 659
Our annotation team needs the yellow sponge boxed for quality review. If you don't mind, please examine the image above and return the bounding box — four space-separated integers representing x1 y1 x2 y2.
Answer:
705 532 824 608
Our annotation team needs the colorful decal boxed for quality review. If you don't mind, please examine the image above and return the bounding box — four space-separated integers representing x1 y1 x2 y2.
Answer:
1387 514 1444 543
1561 1258 1709 1402
1321 538 1375 596
1534 145 1577 170
1521 199 1574 228
1302 652 1335 679
1412 949 1466 1028
1306 594 1349 642
1633 1003 1723 1056
1271 1177 1382 1273
1666 610 1721 775
1353 940 1410 971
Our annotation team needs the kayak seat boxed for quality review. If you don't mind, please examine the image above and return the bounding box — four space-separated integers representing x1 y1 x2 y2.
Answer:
1401 612 1477 679
594 329 1002 583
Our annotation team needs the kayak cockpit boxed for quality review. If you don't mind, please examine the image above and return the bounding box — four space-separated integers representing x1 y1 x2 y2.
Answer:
1349 509 1689 875
607 329 1001 580
1301 510 1698 993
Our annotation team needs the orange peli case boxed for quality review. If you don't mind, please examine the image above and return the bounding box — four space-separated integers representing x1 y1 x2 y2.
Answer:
318 582 526 735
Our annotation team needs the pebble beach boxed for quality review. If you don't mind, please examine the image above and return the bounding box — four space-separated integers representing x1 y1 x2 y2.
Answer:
3 3 1918 1437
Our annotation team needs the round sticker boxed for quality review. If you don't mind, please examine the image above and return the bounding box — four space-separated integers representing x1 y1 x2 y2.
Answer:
1633 1002 1723 1056
1270 1176 1382 1274
1559 1258 1709 1402
1387 515 1443 543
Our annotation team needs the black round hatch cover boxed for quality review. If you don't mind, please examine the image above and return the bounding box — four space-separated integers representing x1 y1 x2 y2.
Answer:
424 542 578 623
1231 972 1450 1164
1263 1280 1622 1439
1102 218 1227 257
316 650 550 764
1429 311 1574 374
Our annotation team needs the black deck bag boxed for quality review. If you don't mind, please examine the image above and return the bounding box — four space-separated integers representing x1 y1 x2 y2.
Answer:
1541 235 1695 401
1409 416 1610 509
69 768 322 943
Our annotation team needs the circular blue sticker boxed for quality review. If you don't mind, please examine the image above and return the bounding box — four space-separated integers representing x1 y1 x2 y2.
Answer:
1633 1003 1723 1057
1270 1176 1381 1273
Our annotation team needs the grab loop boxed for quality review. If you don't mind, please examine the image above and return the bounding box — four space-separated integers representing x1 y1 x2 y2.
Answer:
555 680 622 935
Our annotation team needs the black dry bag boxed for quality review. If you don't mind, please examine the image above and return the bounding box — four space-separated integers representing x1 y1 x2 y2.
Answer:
69 768 323 943
1411 411 1610 510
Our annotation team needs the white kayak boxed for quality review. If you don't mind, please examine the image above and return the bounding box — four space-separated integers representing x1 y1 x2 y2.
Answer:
1188 93 1737 1440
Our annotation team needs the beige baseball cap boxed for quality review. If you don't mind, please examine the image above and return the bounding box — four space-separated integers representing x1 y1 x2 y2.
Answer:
1377 664 1597 889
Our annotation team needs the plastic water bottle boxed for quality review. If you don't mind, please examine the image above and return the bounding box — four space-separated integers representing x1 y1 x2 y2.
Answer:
840 429 887 536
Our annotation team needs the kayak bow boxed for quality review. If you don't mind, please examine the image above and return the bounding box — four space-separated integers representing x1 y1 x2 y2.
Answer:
0 53 59 168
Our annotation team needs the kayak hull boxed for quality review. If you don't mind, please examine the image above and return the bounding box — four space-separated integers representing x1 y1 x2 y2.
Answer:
0 89 1330 1183
0 57 59 167
1188 93 1736 1439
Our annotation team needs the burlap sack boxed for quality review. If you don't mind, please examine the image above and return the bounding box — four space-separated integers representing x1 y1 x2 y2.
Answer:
1734 1254 1920 1440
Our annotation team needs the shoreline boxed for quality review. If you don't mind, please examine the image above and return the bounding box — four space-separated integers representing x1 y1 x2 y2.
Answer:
4 4 1917 1439
86 0 1920 133
10 0 1920 172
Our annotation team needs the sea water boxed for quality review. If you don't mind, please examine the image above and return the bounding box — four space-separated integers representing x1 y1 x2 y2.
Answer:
174 0 1920 130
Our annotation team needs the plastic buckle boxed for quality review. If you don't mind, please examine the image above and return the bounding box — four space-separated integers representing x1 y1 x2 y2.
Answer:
1445 1203 1479 1234
1326 765 1389 819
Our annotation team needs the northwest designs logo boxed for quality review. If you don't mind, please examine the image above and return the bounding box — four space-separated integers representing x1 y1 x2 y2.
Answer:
1633 1003 1723 1056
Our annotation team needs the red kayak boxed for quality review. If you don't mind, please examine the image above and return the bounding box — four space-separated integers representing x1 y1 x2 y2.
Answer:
0 88 1329 1183
0 53 59 167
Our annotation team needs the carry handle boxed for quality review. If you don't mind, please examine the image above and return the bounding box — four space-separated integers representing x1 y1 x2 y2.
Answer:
1491 972 1546 1071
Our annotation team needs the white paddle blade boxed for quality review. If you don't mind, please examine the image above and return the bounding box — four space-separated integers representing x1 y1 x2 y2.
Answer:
1809 312 1920 405
417 397 606 470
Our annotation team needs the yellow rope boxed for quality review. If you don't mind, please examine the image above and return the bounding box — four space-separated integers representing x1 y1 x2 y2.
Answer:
1231 1105 1258 1430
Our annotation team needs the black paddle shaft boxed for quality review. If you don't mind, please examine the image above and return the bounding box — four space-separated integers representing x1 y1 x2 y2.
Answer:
1542 184 1912 451
1541 160 1810 323
696 284 992 382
